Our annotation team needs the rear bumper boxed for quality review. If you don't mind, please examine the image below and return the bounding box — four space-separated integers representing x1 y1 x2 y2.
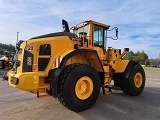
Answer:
7 71 39 92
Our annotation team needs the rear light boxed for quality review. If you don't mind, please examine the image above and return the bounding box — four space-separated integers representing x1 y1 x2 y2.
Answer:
32 64 38 72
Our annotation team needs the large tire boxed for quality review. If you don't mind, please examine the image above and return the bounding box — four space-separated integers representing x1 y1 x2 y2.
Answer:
121 64 145 96
57 63 101 112
8 62 13 69
0 61 5 69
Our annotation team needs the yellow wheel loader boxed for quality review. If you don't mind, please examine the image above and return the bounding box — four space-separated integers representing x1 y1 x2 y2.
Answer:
3 19 145 112
0 51 14 69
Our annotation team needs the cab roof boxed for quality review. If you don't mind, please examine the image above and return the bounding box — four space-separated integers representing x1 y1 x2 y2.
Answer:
70 20 110 30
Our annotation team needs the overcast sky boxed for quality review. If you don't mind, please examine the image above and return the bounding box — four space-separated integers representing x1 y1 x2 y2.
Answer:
0 0 160 58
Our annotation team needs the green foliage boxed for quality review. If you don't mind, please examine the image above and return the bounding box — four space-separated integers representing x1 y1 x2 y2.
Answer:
123 50 148 64
0 43 15 54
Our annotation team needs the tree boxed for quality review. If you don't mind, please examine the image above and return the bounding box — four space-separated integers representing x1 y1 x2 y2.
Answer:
149 58 160 67
123 50 148 64
134 51 148 64
123 51 135 60
0 49 4 55
0 43 15 55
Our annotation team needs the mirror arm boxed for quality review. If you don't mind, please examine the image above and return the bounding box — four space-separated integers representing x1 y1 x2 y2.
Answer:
107 27 118 40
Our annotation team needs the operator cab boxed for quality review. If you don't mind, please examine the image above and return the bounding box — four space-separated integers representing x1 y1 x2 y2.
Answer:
71 20 117 50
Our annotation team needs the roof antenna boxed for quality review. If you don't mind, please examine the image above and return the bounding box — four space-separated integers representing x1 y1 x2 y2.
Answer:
62 19 70 32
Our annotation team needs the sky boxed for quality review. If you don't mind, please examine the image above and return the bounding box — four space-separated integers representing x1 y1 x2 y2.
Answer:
0 0 160 59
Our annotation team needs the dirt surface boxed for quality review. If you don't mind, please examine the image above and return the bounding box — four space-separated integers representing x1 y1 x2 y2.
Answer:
0 70 160 120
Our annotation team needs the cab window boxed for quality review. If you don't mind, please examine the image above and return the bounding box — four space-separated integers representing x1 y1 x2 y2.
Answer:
39 44 51 55
38 44 51 71
75 25 89 37
94 25 105 48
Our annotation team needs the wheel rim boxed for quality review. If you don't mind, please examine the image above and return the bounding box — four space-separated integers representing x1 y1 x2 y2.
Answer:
75 76 93 100
134 72 143 88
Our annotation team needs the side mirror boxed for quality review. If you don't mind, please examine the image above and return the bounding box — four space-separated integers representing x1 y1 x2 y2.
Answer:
115 27 118 39
107 27 118 40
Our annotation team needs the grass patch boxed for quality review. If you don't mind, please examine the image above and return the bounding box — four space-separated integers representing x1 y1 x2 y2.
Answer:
144 67 160 71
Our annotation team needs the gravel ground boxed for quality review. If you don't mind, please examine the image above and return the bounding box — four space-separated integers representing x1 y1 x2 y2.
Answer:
0 70 160 120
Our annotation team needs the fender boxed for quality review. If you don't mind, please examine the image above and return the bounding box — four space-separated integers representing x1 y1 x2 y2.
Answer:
48 49 104 78
114 60 138 87
124 60 138 79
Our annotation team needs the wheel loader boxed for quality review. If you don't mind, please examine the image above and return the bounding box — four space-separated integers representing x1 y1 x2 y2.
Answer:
0 51 14 69
3 19 145 112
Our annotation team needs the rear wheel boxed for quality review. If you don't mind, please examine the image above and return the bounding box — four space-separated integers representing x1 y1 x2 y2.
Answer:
121 64 145 96
57 63 101 112
0 61 5 69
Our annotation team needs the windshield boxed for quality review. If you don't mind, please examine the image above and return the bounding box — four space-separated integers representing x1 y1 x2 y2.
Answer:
75 25 89 37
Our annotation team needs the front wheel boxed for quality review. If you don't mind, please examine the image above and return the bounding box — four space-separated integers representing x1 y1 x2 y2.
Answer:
121 64 145 96
57 64 101 112
8 62 13 69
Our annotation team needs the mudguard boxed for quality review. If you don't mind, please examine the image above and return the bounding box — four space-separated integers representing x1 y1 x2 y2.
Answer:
48 49 104 78
114 60 138 87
